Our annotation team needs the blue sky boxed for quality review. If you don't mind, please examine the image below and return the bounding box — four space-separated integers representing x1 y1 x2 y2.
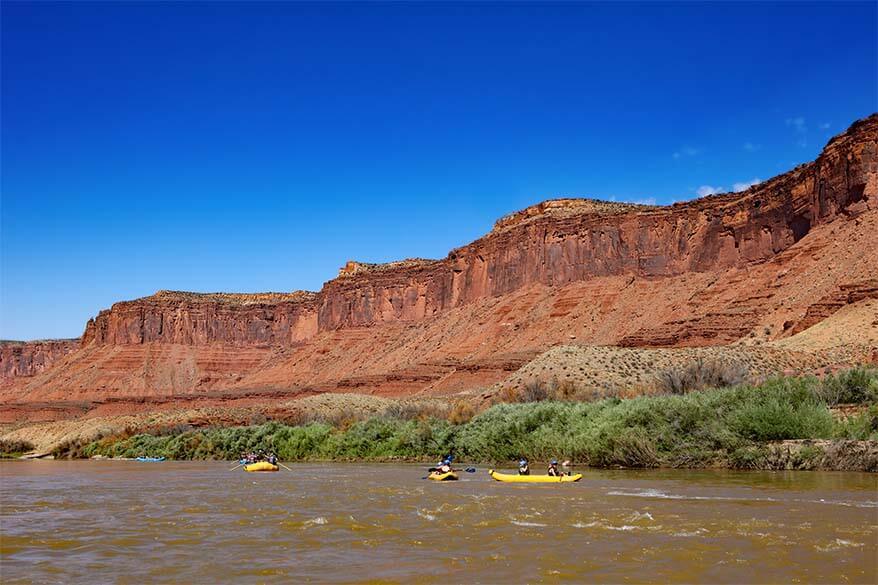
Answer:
2 1 876 340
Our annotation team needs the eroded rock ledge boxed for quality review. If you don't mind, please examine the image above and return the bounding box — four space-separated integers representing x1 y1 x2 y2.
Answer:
0 340 80 382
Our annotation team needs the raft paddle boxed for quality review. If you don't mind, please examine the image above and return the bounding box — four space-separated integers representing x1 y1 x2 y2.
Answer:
278 462 293 472
229 463 244 471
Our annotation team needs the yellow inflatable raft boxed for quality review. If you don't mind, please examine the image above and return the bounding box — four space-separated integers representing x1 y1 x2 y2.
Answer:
488 470 581 483
244 462 279 472
428 471 459 481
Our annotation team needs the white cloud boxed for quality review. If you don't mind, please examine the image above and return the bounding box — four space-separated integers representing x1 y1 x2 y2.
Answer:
697 185 724 197
733 178 761 192
785 117 807 147
673 146 699 159
632 197 657 206
786 117 806 131
743 142 761 152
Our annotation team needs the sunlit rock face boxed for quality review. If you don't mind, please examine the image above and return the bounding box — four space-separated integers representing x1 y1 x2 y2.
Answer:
1 115 875 414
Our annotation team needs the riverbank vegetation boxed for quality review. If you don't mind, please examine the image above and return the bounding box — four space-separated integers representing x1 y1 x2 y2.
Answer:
1 439 35 459
60 367 878 470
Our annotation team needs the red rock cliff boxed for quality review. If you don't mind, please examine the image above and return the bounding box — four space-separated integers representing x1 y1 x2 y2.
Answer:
317 114 877 329
81 290 318 346
0 340 79 383
78 114 878 345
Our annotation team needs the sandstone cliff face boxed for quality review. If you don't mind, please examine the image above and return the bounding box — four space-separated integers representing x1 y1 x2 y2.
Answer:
70 114 878 345
2 115 876 410
318 114 877 330
81 290 318 346
0 340 79 383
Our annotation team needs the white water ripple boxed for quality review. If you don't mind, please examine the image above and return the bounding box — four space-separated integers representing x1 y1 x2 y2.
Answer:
511 520 548 527
607 489 877 509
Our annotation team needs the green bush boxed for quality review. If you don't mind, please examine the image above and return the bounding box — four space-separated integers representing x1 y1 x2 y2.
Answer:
833 404 878 440
79 367 877 468
813 367 878 406
729 445 769 469
731 390 833 441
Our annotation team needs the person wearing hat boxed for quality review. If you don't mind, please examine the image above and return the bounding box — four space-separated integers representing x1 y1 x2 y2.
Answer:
518 458 530 475
547 459 561 476
437 458 453 474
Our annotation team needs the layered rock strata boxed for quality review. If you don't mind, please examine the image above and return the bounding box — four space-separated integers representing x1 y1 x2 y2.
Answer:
0 340 79 383
77 115 878 348
1 115 876 418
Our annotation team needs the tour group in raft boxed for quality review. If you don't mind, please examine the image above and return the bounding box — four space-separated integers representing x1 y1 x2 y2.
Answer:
222 452 583 482
427 455 582 482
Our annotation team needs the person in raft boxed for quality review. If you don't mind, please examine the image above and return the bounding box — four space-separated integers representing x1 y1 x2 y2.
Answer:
268 453 278 465
436 458 453 474
547 460 561 476
518 458 530 475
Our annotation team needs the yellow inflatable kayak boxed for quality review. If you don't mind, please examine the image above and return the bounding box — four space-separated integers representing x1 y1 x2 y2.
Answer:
244 462 279 472
428 471 459 481
489 470 582 483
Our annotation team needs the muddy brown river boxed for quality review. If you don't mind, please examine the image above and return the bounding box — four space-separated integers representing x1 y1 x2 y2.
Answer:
1 461 875 583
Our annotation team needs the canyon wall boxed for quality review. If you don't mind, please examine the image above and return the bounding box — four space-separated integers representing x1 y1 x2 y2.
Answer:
319 115 876 329
0 340 79 383
0 115 873 381
0 115 876 416
76 114 877 346
80 290 319 347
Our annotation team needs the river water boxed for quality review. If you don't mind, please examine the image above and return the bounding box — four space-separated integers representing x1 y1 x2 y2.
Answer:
1 461 875 583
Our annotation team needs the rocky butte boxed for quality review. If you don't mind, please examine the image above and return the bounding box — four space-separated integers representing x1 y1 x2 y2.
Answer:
1 114 876 427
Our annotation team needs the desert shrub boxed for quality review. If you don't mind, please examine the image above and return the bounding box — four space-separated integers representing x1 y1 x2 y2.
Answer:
791 444 824 469
656 359 749 395
148 423 195 437
0 439 35 457
77 368 872 470
606 428 660 467
578 422 660 468
454 401 573 461
833 404 878 440
729 445 769 469
812 367 878 406
493 387 513 403
272 423 332 460
322 408 368 431
383 402 450 422
447 400 476 425
730 382 833 441
519 379 550 402
321 417 449 460
550 378 579 401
